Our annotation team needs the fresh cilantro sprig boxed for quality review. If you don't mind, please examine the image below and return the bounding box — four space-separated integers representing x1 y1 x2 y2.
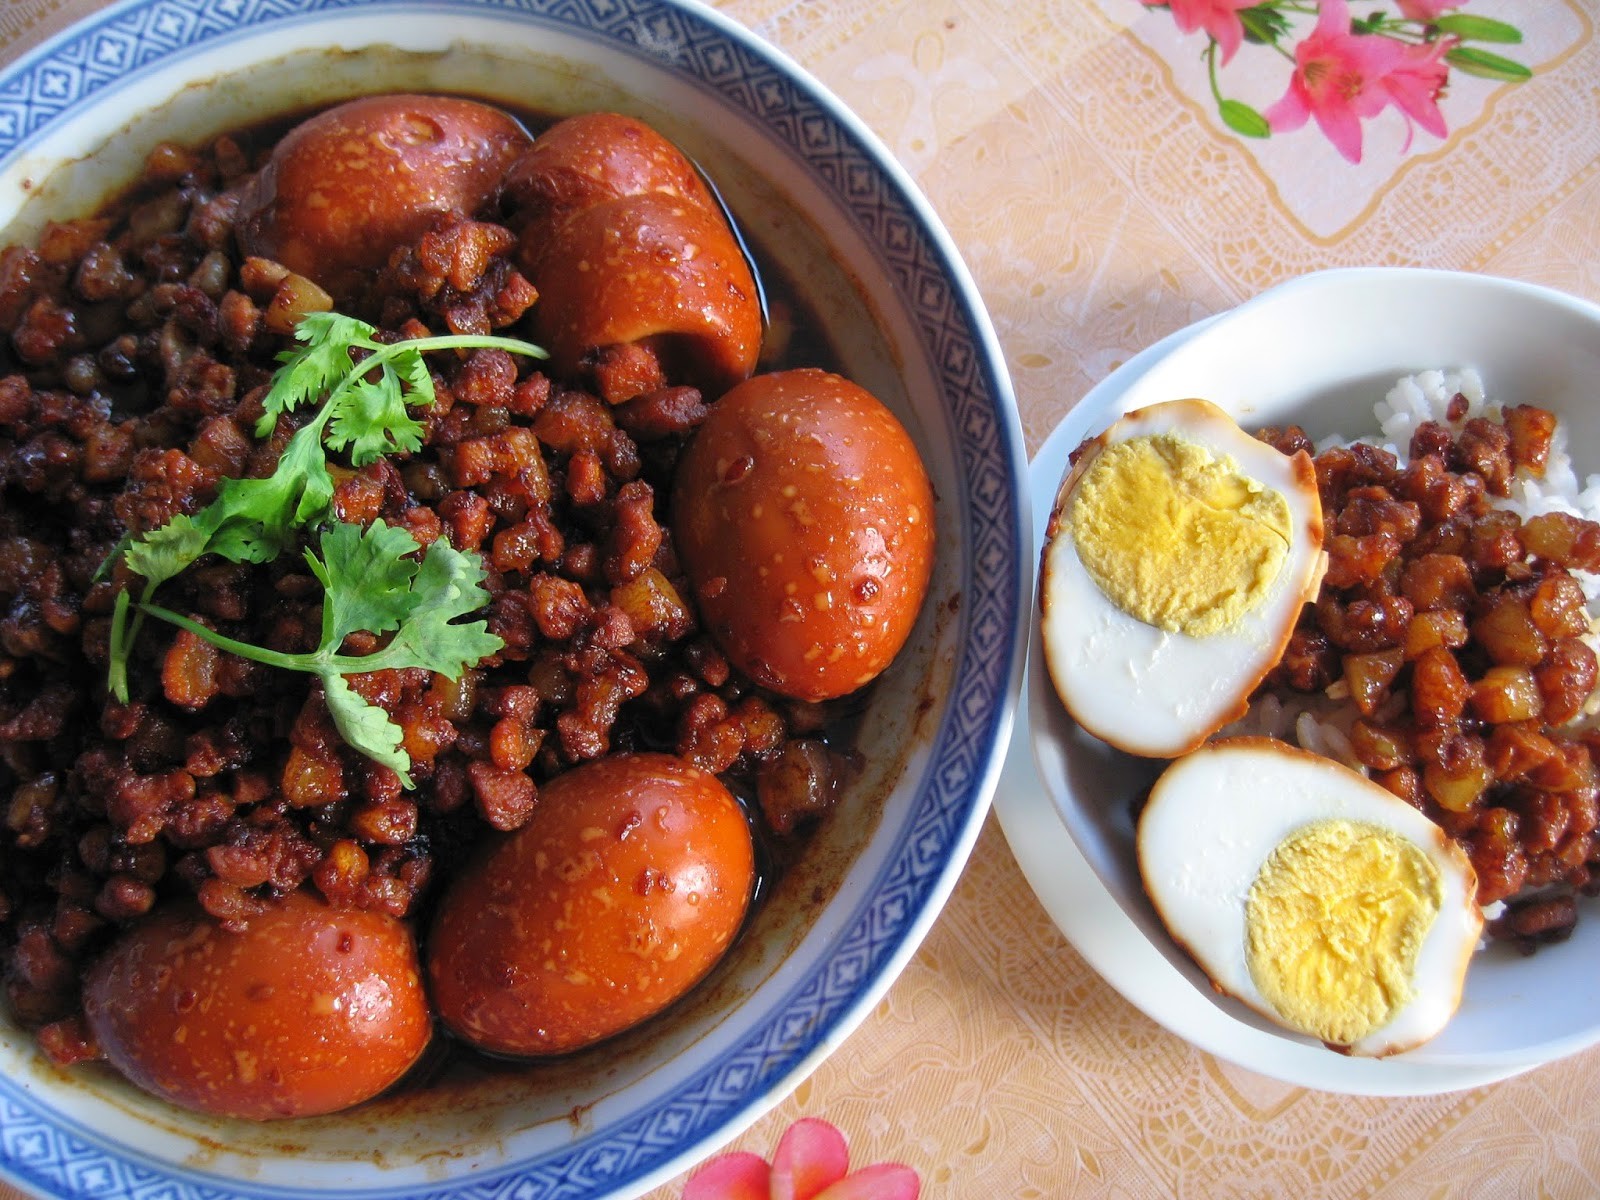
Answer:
139 521 501 784
106 310 550 779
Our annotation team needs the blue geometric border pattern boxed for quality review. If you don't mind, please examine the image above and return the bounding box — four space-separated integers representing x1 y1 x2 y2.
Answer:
0 1 1027 1198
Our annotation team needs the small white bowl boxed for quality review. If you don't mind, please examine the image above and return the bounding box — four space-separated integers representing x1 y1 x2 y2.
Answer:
1025 267 1600 1087
0 2 1029 1197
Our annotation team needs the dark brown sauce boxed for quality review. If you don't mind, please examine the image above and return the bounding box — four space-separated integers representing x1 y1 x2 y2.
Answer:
0 91 884 1114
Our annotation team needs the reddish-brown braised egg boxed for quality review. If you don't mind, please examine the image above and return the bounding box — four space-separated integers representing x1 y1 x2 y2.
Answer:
524 191 761 395
427 752 755 1058
82 891 431 1120
508 111 761 395
235 93 530 301
503 111 714 242
671 368 936 702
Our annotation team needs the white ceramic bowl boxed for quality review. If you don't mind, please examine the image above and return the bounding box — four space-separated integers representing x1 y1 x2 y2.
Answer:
0 2 1029 1196
1025 267 1600 1090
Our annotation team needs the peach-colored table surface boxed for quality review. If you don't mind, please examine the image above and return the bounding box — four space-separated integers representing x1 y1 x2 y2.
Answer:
5 1 1600 1197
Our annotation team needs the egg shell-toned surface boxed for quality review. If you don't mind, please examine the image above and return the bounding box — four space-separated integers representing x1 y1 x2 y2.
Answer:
1039 398 1325 758
1137 736 1484 1058
505 111 715 237
83 891 432 1120
673 368 937 702
506 111 758 394
526 189 762 392
235 93 532 303
428 753 756 1058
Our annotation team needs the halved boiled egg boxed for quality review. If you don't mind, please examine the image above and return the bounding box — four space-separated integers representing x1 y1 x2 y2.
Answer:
1039 399 1324 757
1139 737 1482 1057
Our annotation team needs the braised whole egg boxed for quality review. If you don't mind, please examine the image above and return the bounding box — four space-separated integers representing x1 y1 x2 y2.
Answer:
1139 737 1483 1057
1039 399 1325 757
83 891 431 1119
672 368 935 703
428 752 755 1058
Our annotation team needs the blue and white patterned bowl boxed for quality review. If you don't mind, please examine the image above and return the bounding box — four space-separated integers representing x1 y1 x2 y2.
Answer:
0 3 1028 1197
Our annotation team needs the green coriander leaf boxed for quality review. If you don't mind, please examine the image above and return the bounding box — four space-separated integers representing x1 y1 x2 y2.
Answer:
390 343 436 404
326 370 426 465
122 512 217 589
113 512 225 702
321 672 411 779
257 311 379 437
307 519 424 647
204 424 335 563
287 438 338 528
360 537 501 679
139 519 502 784
111 309 541 761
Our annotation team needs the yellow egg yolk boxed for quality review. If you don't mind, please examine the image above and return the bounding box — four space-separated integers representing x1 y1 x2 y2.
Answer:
1069 432 1292 637
1244 819 1443 1047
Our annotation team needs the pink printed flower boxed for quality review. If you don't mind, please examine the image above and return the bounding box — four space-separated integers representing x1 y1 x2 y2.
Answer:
1397 0 1462 20
1140 0 1259 64
1369 37 1459 152
1263 0 1407 163
1377 37 1453 148
684 1118 920 1200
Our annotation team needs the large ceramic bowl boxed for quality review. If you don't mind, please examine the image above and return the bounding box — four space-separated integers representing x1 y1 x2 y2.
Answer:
1022 267 1600 1093
0 2 1029 1196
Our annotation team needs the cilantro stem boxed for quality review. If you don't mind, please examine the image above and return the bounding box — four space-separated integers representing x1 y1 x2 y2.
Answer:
109 581 161 703
138 600 428 677
106 313 540 733
137 602 313 672
365 332 549 363
108 588 134 702
286 331 548 444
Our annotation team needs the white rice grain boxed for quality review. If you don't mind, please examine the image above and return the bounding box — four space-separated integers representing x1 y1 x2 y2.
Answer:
1374 367 1488 466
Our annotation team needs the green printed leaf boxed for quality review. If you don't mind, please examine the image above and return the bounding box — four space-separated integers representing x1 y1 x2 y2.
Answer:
1220 99 1271 138
1238 6 1290 45
1446 45 1533 82
1433 15 1524 44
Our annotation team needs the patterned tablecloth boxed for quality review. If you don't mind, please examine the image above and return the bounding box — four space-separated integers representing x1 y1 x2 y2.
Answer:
3 1 1600 1197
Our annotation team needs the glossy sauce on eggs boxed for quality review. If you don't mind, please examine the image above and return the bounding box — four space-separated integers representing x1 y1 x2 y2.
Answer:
0 90 937 1126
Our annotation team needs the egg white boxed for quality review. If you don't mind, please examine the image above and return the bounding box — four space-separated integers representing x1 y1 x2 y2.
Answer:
1138 736 1483 1057
1039 399 1325 758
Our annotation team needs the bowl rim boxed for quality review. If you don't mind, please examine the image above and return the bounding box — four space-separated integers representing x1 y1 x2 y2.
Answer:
0 1 1030 1197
